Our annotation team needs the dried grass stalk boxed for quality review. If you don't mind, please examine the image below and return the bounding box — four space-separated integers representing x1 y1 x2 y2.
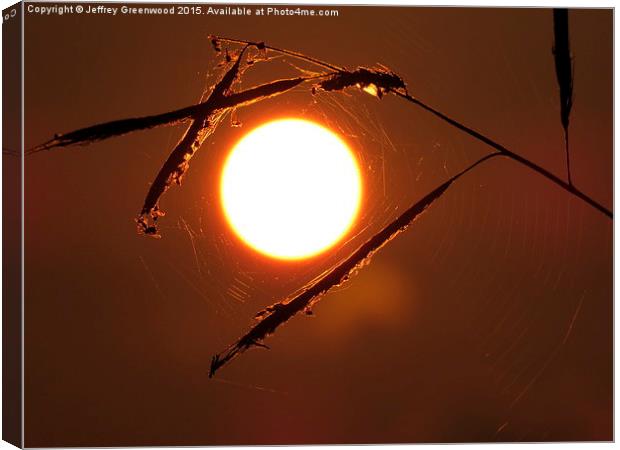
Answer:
553 8 574 186
395 91 611 219
135 46 249 236
28 76 308 156
209 153 500 376
318 67 407 98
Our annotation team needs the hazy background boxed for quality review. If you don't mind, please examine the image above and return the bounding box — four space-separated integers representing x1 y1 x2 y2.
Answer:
23 5 612 445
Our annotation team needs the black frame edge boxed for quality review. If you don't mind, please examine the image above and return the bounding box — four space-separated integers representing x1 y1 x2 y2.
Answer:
2 1 23 448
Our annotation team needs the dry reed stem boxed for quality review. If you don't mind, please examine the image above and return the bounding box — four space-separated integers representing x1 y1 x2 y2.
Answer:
213 36 344 72
209 153 500 376
394 91 611 219
136 45 250 235
27 76 311 155
552 8 574 186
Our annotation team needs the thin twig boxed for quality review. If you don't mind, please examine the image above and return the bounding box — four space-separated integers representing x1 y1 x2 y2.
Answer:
394 91 611 219
27 76 315 156
213 35 345 72
553 8 574 186
135 45 253 235
3 147 20 157
209 152 501 376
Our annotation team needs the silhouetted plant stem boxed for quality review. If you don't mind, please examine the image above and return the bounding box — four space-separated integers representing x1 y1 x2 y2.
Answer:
137 46 251 235
564 130 572 186
394 91 611 219
214 35 345 72
553 8 574 186
210 152 501 376
27 76 315 156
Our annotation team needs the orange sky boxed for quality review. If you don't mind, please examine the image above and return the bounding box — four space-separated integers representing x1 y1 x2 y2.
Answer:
21 5 612 445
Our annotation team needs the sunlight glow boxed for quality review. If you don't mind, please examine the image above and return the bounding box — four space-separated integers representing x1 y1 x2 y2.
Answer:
220 118 362 261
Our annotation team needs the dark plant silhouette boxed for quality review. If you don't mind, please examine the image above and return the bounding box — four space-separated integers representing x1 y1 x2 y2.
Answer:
553 8 574 186
210 152 499 376
28 20 612 377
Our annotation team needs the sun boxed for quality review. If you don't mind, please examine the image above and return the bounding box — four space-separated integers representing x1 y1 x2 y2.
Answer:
220 118 362 261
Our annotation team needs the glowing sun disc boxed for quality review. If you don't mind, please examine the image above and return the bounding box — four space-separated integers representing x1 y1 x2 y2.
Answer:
220 118 362 260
